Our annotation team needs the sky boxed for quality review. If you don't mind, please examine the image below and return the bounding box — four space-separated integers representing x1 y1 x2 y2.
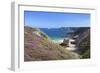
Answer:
24 11 90 28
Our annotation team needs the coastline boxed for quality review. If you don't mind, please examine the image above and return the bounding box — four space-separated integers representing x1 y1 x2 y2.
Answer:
52 38 64 43
51 38 77 51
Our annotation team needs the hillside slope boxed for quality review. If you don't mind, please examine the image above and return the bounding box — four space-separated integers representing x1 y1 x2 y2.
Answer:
24 26 80 61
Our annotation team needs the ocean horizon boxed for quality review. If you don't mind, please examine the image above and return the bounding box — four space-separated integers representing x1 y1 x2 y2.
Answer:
40 27 90 42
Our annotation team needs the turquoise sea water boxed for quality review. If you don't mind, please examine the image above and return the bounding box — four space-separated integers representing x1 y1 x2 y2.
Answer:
50 37 63 41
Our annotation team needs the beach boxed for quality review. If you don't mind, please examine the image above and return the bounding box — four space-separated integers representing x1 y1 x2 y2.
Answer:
52 38 64 43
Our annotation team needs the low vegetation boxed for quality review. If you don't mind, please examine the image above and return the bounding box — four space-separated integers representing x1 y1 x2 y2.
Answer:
24 26 80 61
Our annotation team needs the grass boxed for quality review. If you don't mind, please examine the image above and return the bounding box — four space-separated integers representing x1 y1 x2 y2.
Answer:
24 26 80 61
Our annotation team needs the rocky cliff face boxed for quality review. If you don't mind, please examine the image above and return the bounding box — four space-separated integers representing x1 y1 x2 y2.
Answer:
24 26 80 61
72 27 90 59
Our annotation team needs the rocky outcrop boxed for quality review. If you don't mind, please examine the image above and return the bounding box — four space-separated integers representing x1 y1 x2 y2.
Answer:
60 27 90 59
71 27 90 58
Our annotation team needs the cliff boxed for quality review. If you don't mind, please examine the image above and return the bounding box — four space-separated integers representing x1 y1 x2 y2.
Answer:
72 27 90 59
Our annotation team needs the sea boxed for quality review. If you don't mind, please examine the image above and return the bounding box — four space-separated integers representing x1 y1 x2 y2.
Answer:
40 27 74 42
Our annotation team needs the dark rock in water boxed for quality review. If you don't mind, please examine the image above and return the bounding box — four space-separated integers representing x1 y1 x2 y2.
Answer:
60 38 69 47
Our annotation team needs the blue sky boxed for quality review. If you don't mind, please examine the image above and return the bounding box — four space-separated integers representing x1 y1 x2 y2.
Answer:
24 11 90 28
